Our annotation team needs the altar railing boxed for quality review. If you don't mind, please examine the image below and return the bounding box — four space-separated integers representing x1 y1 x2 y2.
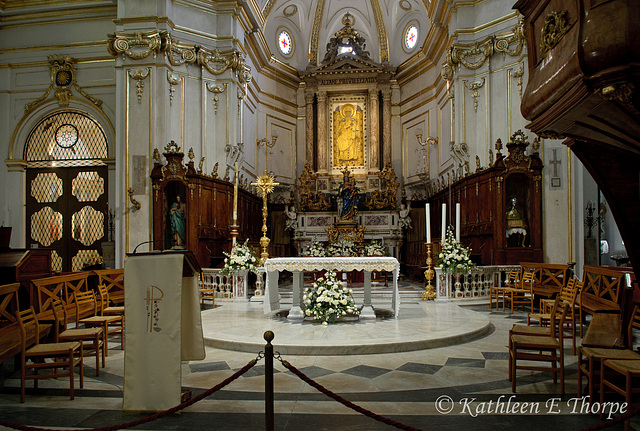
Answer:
434 265 520 301
200 267 265 300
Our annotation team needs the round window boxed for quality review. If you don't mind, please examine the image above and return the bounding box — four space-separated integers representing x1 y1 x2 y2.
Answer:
404 25 419 51
278 30 293 56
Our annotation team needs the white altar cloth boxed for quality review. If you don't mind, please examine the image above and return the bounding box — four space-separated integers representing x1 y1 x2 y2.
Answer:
263 256 400 320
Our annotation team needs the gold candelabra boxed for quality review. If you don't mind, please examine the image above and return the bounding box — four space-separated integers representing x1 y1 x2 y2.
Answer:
422 243 436 300
252 135 279 266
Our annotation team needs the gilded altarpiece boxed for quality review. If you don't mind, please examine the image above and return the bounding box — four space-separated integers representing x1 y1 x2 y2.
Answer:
329 97 367 175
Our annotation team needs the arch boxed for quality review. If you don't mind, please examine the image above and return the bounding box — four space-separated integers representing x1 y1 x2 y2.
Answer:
8 98 115 166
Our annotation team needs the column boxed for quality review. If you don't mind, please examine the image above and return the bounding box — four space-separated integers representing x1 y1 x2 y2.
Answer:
382 89 392 165
368 88 379 170
360 270 376 319
287 270 305 321
317 91 327 172
305 91 315 166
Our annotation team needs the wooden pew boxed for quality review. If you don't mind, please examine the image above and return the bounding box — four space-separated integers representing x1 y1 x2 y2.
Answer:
93 269 124 306
0 283 50 367
579 265 633 318
520 262 575 303
31 273 93 324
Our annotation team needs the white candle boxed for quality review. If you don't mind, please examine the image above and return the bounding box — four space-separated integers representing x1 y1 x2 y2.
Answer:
456 203 461 241
233 162 238 222
425 203 431 243
441 203 446 239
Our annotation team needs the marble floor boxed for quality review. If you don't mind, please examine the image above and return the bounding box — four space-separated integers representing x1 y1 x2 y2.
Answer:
0 285 636 430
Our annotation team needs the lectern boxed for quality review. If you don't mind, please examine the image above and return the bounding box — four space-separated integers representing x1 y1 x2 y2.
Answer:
123 250 205 411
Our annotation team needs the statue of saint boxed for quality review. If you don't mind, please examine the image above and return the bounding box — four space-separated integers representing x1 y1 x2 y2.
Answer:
284 205 297 231
338 169 358 221
398 203 412 229
506 197 527 246
170 195 187 248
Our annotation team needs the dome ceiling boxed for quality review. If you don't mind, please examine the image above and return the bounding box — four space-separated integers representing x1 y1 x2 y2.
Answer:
261 0 431 71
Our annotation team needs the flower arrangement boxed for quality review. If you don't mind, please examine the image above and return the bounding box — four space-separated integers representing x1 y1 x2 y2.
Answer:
303 271 360 325
363 240 387 257
326 237 358 257
220 239 260 276
437 226 475 274
302 238 327 257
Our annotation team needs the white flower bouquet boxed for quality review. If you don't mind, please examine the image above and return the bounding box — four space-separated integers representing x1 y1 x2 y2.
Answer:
302 238 327 257
303 271 360 325
220 239 260 276
437 226 475 274
363 240 387 257
326 237 358 257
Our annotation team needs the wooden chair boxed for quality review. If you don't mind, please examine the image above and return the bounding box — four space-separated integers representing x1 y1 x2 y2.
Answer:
509 302 569 396
600 358 640 430
528 278 582 354
17 307 83 403
503 271 535 313
579 306 640 413
51 300 105 376
74 291 122 355
97 285 124 349
489 270 518 310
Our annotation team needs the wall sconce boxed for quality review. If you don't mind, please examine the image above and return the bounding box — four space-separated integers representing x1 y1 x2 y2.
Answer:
257 131 278 172
416 128 438 146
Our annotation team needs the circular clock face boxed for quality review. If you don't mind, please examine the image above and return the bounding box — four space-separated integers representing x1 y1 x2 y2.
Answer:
55 124 79 149
55 70 72 87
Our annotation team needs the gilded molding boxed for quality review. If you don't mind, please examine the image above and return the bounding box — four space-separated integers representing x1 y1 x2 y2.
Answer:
464 78 485 113
512 62 524 98
370 0 389 63
167 71 179 106
107 31 163 60
308 0 327 65
197 47 252 84
442 18 524 77
206 82 227 115
128 69 150 104
164 33 197 66
262 0 277 19
540 11 568 58
25 54 104 114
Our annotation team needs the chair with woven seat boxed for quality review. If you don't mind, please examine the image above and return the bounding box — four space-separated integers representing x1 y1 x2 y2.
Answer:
51 300 105 376
96 285 124 349
600 358 640 430
509 302 569 396
490 270 518 310
528 278 583 354
503 271 535 313
578 305 640 414
74 291 122 355
17 307 83 403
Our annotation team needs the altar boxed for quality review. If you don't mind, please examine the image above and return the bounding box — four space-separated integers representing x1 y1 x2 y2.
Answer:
263 256 400 321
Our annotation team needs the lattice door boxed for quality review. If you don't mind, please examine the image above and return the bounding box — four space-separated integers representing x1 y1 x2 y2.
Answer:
24 109 109 273
27 167 108 273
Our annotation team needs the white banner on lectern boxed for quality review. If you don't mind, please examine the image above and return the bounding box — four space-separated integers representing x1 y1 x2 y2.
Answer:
123 253 204 411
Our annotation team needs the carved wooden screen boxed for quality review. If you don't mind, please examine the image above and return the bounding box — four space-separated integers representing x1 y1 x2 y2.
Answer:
24 110 108 273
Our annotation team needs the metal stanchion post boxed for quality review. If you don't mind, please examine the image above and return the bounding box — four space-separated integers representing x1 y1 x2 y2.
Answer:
264 331 274 431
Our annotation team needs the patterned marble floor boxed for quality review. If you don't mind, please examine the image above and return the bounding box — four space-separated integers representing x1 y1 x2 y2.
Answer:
0 296 636 430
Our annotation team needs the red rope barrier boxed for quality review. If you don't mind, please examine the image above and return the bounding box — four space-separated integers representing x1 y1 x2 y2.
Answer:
0 357 260 431
279 357 422 431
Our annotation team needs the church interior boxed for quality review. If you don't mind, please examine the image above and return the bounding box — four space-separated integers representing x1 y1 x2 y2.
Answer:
1 0 640 429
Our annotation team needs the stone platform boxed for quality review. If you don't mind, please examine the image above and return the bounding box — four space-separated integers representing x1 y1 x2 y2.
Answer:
200 299 491 355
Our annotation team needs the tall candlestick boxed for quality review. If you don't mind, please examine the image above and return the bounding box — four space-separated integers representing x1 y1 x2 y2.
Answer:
233 162 238 222
425 203 431 243
441 203 446 238
456 203 461 241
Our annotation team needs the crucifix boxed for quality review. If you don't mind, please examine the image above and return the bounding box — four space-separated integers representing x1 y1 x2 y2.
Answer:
252 135 279 265
549 148 562 188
